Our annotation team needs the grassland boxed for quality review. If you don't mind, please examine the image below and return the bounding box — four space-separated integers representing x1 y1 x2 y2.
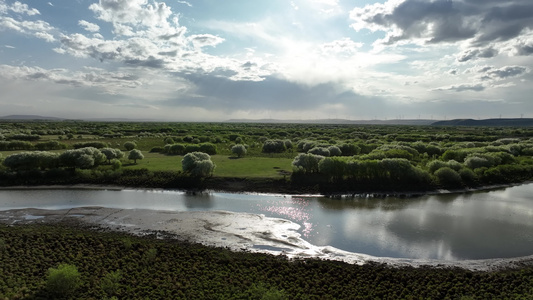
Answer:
125 152 293 178
1 121 533 193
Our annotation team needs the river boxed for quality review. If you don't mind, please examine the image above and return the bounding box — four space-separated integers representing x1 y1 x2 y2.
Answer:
1 184 533 261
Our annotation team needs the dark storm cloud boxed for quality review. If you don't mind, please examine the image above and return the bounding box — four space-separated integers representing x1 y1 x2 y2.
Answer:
351 0 533 46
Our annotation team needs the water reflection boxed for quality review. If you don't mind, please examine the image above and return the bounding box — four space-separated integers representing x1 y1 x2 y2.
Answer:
1 184 533 260
183 192 213 209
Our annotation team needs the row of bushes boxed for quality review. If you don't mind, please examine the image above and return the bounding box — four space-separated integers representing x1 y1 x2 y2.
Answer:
0 140 67 151
291 152 533 190
1 147 128 170
150 143 217 155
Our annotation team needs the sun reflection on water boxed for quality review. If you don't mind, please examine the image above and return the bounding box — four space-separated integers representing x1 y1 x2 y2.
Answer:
257 197 313 237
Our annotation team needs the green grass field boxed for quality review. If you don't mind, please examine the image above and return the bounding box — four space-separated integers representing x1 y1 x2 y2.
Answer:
125 152 293 178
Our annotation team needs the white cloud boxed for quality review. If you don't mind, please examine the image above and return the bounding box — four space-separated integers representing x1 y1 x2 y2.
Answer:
0 16 55 42
189 34 225 48
177 1 192 7
78 20 100 33
433 83 485 92
9 1 40 16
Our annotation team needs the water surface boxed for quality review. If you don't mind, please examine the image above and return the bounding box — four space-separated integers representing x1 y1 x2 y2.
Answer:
1 184 533 260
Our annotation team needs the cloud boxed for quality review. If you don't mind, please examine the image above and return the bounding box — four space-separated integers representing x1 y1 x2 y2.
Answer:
0 16 55 42
320 38 363 55
189 34 225 48
158 72 371 113
88 0 176 37
350 0 533 48
350 0 477 45
177 1 192 7
8 1 40 16
457 47 498 62
78 20 100 32
433 83 485 92
481 66 528 80
0 64 143 92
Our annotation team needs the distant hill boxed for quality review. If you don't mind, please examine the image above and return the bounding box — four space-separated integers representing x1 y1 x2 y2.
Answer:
431 118 533 127
0 115 64 121
0 115 155 122
226 118 436 125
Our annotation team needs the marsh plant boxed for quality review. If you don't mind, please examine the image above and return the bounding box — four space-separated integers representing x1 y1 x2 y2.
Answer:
46 263 81 297
143 248 157 265
101 270 122 296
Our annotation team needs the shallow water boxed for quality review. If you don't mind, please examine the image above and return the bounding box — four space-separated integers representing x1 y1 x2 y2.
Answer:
1 184 533 260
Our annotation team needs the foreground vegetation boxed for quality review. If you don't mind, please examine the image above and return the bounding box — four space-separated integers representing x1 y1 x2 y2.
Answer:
1 121 533 194
2 223 533 299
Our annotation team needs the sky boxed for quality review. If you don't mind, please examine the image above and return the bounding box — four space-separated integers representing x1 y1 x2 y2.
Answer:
0 0 532 121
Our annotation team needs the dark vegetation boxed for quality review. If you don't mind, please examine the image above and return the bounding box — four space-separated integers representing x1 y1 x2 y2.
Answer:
2 223 533 299
1 121 533 194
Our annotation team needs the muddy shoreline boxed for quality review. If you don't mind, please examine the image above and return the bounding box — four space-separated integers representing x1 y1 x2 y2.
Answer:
2 205 533 271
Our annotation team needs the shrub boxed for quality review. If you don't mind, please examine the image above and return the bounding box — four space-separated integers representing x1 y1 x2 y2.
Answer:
434 167 462 187
262 139 287 153
149 146 164 153
3 151 59 170
296 140 316 152
182 152 215 177
327 146 342 157
111 159 122 170
383 149 413 160
59 147 106 169
100 148 124 164
123 141 136 151
338 143 360 156
73 142 108 149
446 160 463 171
292 153 324 173
185 144 201 154
318 157 346 181
168 144 185 155
247 282 288 300
231 144 247 157
459 168 478 185
283 139 293 150
128 149 144 164
35 140 67 150
199 143 217 155
308 147 330 157
464 156 491 169
9 134 40 141
427 160 448 173
46 263 81 297
101 270 122 296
